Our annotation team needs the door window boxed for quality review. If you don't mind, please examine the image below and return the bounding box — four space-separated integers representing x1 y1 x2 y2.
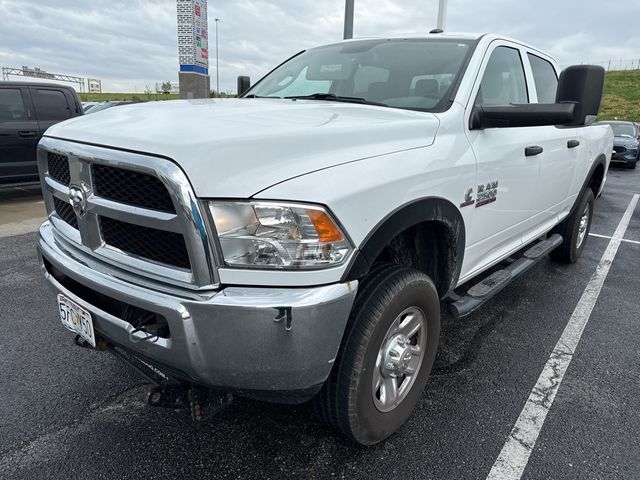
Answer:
0 88 28 122
35 89 71 121
528 53 558 103
476 46 528 105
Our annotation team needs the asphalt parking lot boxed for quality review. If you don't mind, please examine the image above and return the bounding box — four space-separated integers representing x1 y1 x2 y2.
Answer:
0 167 638 480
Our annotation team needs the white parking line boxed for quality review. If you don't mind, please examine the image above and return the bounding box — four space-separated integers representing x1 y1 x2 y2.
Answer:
486 193 640 480
589 232 640 245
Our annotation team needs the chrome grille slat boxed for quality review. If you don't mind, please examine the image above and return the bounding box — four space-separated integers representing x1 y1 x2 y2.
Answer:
44 176 71 200
37 137 218 290
89 197 182 233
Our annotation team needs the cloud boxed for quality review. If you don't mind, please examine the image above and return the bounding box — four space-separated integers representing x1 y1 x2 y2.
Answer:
0 0 637 93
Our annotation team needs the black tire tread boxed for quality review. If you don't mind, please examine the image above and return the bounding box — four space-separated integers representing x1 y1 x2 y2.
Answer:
315 263 438 443
550 188 594 263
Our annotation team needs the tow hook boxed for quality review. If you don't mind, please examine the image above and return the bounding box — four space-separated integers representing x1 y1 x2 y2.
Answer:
72 334 232 421
148 384 189 409
148 384 232 422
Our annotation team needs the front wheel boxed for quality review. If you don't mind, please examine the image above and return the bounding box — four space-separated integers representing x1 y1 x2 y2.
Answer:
315 264 440 445
550 188 595 263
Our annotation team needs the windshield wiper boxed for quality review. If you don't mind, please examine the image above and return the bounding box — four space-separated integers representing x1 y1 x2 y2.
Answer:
285 93 387 107
243 94 282 99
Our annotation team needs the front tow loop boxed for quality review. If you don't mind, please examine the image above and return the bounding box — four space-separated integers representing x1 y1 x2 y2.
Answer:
148 384 233 422
73 334 232 422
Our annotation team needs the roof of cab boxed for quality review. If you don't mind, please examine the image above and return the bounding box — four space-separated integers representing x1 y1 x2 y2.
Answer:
0 80 77 90
326 32 556 64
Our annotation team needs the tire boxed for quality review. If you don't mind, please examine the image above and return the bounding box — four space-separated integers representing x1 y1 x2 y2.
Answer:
315 264 440 445
550 188 595 263
629 161 637 170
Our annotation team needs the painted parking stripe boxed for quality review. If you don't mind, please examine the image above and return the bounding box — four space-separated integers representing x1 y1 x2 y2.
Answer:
486 193 640 480
589 232 640 245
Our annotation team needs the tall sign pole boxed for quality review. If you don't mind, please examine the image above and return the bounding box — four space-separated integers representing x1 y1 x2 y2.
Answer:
344 0 354 39
215 18 220 95
437 0 448 31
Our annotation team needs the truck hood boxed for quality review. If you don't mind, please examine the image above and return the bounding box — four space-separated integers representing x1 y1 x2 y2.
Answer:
45 98 439 197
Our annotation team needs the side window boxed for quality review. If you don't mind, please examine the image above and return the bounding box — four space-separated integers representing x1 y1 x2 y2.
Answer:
35 89 71 121
476 46 528 106
528 53 558 103
0 88 28 122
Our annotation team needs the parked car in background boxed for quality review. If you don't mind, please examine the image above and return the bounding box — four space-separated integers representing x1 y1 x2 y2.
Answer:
84 100 142 115
82 101 99 113
0 81 83 186
598 120 639 169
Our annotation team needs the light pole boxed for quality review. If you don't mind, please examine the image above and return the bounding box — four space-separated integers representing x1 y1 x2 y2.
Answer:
437 0 448 31
214 18 220 95
344 0 354 40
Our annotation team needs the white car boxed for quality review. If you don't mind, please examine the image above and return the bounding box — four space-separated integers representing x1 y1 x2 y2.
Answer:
36 32 612 444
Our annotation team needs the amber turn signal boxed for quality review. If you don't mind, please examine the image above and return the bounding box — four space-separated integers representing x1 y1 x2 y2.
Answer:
306 209 345 243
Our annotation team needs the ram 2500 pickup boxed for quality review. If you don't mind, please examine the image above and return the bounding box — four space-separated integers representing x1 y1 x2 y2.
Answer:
36 33 612 445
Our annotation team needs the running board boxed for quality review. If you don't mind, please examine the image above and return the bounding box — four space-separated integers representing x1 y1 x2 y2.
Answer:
448 234 563 318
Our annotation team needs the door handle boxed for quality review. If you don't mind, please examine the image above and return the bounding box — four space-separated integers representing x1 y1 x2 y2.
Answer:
567 139 580 149
18 130 38 138
525 146 543 157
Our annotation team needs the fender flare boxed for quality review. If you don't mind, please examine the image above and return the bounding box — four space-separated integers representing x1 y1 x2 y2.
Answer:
341 197 466 296
572 153 607 212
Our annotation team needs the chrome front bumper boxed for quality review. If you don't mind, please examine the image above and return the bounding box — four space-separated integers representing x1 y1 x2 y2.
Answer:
37 222 358 394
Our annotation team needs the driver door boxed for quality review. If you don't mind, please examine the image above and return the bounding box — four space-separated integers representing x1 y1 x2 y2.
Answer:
463 42 543 277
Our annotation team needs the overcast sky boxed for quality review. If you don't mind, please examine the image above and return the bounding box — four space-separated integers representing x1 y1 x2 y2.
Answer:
0 0 638 93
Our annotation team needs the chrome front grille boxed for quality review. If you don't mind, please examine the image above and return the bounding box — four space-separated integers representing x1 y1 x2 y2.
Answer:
38 137 218 290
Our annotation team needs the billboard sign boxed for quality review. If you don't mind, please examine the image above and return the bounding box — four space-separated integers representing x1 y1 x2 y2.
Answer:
177 0 209 75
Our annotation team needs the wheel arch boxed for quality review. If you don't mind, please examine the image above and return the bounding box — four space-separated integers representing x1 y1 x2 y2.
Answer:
342 197 465 297
587 154 607 198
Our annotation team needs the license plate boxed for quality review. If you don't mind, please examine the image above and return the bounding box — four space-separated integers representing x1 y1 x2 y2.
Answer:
57 294 96 347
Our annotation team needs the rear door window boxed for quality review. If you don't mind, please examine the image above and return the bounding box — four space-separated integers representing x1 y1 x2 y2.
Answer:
528 53 558 103
476 46 528 105
34 89 72 121
0 88 28 122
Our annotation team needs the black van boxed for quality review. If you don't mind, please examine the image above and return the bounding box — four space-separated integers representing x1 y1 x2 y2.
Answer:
0 82 83 186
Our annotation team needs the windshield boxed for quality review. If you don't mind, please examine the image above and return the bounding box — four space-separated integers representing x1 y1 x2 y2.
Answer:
245 38 475 112
605 123 637 138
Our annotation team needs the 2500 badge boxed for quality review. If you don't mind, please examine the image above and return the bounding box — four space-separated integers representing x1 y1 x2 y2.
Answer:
460 180 499 208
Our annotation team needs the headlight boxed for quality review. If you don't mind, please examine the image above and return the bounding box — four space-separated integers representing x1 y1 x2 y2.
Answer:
209 201 352 269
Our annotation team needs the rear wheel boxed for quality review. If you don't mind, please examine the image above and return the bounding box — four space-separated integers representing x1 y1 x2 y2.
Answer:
550 188 594 263
315 264 440 445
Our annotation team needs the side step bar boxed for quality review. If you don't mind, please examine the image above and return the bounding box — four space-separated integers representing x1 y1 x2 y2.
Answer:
448 234 563 318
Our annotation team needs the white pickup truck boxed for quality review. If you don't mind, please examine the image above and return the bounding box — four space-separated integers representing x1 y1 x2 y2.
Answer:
37 32 612 445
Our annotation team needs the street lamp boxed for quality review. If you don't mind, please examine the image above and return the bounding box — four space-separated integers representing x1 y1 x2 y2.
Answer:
437 0 448 31
214 18 220 95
